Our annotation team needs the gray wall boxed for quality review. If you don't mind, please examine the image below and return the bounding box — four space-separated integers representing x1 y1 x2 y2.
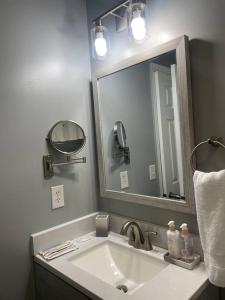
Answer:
86 0 225 234
1 0 225 298
99 61 160 196
0 1 97 300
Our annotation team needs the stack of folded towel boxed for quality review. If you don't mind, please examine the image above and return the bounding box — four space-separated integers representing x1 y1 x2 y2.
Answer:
39 240 78 261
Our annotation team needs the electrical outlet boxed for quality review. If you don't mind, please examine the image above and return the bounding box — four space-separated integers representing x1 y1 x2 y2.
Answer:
149 164 156 180
120 171 129 189
51 185 64 209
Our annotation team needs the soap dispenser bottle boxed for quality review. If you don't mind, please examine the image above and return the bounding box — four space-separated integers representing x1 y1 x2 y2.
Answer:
180 223 194 262
167 221 181 259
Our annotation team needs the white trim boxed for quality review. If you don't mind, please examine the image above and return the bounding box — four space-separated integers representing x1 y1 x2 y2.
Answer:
171 64 184 196
149 63 164 196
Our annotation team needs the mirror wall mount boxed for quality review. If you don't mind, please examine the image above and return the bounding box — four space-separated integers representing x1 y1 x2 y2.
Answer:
114 121 130 164
93 35 195 214
43 120 86 179
43 155 86 179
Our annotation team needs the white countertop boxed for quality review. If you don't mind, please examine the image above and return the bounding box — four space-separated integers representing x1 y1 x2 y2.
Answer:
34 232 208 300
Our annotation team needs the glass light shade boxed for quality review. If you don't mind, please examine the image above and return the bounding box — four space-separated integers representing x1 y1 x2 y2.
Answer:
95 31 107 57
91 24 109 60
128 1 147 42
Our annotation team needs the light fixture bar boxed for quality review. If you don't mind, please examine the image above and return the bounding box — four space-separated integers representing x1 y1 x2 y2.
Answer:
110 12 123 19
92 0 130 24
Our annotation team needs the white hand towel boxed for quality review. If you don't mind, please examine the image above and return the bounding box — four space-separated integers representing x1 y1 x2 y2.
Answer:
193 170 225 287
39 240 78 261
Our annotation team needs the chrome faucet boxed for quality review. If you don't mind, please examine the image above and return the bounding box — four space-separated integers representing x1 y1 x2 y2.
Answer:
120 221 157 251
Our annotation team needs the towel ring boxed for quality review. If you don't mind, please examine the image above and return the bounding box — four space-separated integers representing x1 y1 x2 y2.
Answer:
190 136 225 172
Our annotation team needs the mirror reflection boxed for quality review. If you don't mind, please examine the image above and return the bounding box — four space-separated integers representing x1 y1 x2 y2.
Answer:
113 121 130 164
98 50 185 200
49 121 86 155
114 121 127 149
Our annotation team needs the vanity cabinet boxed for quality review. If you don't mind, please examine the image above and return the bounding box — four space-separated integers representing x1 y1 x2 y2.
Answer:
34 262 218 300
34 263 92 300
197 284 219 300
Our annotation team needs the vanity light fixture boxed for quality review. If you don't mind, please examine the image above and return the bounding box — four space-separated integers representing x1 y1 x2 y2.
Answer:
91 0 148 60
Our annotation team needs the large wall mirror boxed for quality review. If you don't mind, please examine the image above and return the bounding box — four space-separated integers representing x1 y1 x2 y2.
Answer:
93 36 195 214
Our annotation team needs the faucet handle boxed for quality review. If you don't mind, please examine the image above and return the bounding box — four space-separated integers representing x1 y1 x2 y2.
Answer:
143 231 158 251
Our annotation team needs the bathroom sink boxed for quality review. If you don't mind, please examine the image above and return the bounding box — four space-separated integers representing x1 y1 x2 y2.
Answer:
68 240 167 295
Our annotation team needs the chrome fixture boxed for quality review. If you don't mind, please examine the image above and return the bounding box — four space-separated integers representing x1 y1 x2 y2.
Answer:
43 120 86 178
91 0 148 59
120 221 157 251
113 121 130 164
92 0 130 24
43 155 86 179
190 136 225 172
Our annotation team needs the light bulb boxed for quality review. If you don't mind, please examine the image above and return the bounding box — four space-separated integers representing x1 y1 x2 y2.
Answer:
129 4 147 42
94 31 107 57
131 15 146 41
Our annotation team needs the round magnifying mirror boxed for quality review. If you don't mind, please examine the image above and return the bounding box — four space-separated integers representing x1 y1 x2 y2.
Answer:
49 120 86 155
114 121 126 149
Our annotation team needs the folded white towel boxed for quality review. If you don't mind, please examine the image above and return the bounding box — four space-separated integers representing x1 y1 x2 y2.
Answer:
194 170 225 287
39 240 78 261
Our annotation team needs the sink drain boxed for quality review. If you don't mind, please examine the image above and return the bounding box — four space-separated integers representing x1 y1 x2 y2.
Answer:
117 285 128 293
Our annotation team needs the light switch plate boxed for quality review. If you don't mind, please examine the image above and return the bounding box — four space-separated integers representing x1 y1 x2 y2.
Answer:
120 171 129 189
51 185 64 209
149 164 156 180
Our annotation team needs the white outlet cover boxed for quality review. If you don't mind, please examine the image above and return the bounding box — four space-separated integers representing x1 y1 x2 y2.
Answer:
149 164 156 180
120 171 129 189
51 185 64 209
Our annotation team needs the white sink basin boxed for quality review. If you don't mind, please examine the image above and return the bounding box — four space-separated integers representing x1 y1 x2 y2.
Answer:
68 240 167 295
